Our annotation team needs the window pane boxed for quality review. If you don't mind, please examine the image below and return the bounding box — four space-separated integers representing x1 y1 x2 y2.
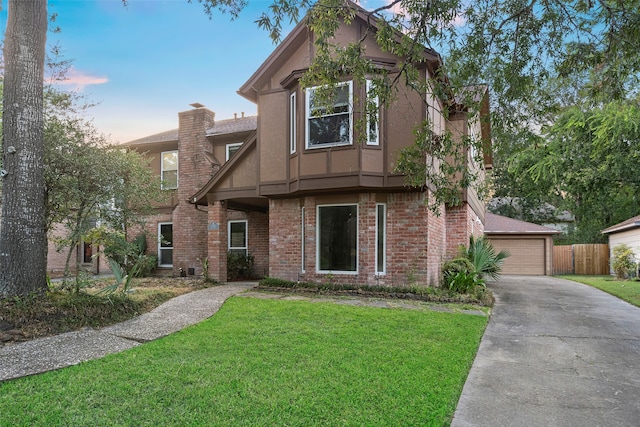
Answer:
366 80 379 145
307 83 351 148
159 248 173 266
160 224 173 248
162 170 178 189
318 205 357 272
162 151 178 171
227 143 242 160
229 221 247 248
159 223 173 266
309 114 350 146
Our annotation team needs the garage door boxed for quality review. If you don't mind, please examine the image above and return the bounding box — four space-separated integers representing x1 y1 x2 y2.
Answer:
489 238 545 275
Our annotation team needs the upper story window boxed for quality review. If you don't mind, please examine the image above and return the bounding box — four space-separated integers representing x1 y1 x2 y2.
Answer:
161 150 178 190
226 143 242 161
366 80 379 146
290 92 297 154
305 81 352 149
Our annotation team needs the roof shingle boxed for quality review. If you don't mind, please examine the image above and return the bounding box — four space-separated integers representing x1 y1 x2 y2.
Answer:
485 212 561 234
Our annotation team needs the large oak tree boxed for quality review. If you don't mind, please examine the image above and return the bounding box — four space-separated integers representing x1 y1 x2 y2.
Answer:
0 1 48 297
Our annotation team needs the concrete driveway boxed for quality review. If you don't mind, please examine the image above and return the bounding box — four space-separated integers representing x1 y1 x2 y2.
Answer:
451 275 640 427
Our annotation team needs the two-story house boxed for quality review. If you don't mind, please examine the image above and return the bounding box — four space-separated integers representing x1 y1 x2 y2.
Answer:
125 5 492 286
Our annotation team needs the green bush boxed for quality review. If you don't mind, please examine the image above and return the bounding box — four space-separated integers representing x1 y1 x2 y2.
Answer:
612 244 636 280
441 257 485 293
227 252 254 280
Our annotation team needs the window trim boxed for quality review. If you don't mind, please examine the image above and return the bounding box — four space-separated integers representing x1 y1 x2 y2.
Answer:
227 219 248 256
316 203 358 275
160 150 178 190
225 143 243 161
305 81 353 150
290 92 297 154
158 222 173 267
366 80 379 146
375 203 386 275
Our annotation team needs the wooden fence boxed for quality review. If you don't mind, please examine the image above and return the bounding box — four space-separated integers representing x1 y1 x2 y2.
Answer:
553 244 610 275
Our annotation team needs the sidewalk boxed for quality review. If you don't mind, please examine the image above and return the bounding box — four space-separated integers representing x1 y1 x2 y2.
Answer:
0 283 254 382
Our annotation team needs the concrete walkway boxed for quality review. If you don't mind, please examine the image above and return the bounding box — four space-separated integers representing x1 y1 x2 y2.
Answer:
452 275 640 426
0 283 254 382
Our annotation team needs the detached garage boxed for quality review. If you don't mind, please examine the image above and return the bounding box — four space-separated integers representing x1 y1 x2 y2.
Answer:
485 213 561 275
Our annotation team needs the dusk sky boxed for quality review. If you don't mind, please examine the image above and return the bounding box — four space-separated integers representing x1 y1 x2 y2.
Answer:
2 0 296 143
0 0 387 144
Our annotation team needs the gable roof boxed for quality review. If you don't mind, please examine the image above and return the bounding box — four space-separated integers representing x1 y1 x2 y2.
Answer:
602 215 640 235
238 1 443 104
485 212 561 235
190 130 258 205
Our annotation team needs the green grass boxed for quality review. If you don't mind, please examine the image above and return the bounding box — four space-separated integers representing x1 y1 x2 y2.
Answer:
0 297 487 426
557 275 640 307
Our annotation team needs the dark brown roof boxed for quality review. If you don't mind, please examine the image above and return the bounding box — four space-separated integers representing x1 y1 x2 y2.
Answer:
122 115 258 147
602 215 640 235
485 213 561 235
206 116 257 136
125 128 179 146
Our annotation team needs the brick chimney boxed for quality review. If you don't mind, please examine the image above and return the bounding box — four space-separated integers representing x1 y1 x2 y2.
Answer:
172 104 216 276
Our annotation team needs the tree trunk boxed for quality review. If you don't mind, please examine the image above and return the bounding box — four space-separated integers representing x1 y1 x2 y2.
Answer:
0 1 48 297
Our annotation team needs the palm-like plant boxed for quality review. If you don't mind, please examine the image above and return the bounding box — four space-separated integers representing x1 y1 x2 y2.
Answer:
464 236 509 281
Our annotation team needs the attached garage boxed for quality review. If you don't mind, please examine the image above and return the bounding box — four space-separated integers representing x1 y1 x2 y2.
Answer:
485 213 561 276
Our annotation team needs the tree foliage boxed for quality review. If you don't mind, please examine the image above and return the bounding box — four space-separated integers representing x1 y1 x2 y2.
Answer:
506 100 640 242
42 88 164 285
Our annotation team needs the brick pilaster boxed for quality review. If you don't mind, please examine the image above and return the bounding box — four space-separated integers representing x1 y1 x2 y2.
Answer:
208 200 228 282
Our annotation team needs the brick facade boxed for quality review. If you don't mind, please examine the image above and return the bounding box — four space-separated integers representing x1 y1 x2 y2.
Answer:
445 204 484 258
263 191 460 287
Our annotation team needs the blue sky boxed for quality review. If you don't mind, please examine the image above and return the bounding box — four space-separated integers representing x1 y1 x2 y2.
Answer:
0 1 391 143
0 1 299 143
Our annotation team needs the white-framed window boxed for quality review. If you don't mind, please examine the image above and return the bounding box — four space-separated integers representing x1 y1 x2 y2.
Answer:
158 222 173 267
290 92 297 154
305 81 353 149
228 220 248 257
316 204 358 273
226 143 243 161
366 80 379 146
375 203 386 274
301 207 306 273
161 151 178 190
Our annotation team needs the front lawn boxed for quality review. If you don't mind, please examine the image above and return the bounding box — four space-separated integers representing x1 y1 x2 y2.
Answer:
0 296 487 426
557 275 640 307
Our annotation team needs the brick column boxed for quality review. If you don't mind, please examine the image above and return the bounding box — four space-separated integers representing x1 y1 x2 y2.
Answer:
208 199 228 282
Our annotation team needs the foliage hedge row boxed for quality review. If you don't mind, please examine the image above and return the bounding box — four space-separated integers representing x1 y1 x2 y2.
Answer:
257 277 494 306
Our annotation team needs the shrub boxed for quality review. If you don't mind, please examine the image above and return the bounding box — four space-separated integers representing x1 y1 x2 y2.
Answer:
612 244 636 280
441 257 485 293
99 232 156 278
227 252 254 280
463 236 509 281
